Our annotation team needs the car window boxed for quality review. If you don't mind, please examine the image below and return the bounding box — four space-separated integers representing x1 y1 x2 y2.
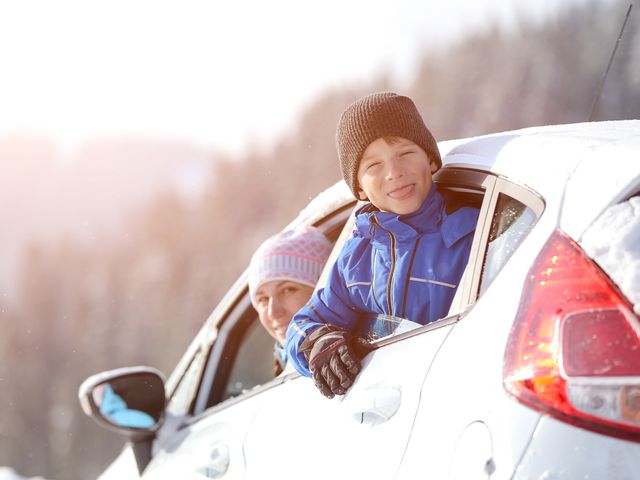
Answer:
349 170 544 348
350 172 492 344
355 313 423 342
479 192 537 295
221 317 275 401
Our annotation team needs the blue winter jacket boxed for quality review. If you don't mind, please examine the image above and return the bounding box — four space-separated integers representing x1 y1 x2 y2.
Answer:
285 187 479 377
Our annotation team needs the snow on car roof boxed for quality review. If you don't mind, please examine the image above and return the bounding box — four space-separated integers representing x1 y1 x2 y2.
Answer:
581 196 640 316
439 120 640 168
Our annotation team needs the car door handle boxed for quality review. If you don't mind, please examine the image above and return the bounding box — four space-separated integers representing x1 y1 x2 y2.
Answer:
344 384 402 426
195 444 230 479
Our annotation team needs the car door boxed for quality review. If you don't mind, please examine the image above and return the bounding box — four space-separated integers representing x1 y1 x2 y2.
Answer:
397 176 546 480
241 317 460 480
241 168 493 480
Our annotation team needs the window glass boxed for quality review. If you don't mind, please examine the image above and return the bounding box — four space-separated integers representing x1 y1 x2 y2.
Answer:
479 193 537 295
355 313 422 342
166 347 206 416
221 318 275 401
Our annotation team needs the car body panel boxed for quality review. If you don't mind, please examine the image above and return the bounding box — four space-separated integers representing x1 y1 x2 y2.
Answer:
242 320 456 479
562 152 640 241
514 416 640 480
98 447 138 480
143 389 268 479
396 238 547 479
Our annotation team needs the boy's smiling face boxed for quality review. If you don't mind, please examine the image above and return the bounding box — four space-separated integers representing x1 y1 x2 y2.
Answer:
356 136 438 214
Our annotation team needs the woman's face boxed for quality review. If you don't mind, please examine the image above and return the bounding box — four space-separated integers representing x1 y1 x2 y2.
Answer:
254 280 315 345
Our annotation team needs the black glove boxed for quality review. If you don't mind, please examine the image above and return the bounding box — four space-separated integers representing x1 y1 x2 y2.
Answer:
299 325 370 398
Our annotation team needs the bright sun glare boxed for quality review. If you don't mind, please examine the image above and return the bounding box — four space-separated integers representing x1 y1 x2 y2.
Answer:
0 0 589 156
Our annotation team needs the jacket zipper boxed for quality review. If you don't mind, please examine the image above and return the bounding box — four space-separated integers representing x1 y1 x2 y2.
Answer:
401 238 420 319
370 215 397 316
371 250 383 312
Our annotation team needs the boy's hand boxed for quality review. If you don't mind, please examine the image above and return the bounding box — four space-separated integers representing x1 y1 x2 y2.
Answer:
299 325 369 398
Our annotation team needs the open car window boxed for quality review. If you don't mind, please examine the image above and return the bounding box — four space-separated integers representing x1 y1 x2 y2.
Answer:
355 167 544 346
352 167 491 343
221 314 275 401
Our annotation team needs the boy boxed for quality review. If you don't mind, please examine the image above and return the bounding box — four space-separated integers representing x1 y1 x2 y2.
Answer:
285 92 478 398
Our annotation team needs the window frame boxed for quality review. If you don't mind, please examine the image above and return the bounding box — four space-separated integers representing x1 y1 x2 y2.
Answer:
434 167 496 314
468 176 545 303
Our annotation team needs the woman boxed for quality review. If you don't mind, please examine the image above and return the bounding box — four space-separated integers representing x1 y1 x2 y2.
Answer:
248 225 333 375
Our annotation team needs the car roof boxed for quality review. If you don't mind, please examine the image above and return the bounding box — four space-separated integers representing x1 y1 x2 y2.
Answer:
286 178 354 230
440 120 639 174
439 120 640 239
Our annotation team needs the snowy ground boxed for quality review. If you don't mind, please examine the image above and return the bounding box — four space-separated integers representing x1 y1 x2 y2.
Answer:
581 196 640 315
0 467 46 480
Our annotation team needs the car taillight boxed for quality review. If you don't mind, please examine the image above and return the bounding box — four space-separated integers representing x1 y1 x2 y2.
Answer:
504 229 640 442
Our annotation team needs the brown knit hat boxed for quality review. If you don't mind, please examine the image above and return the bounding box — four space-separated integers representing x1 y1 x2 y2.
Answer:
336 92 442 198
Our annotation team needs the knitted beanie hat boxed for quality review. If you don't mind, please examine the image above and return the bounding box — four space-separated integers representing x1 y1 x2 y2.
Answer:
248 226 333 308
336 92 442 198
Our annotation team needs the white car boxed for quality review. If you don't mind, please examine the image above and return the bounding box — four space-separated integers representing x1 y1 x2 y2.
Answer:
79 120 640 480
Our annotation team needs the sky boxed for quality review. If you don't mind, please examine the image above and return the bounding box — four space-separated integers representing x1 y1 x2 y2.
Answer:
0 0 596 158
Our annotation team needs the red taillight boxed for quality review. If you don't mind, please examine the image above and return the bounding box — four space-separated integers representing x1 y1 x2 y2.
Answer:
504 229 640 442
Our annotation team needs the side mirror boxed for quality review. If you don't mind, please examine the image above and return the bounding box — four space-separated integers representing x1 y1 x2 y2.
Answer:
79 366 166 434
79 366 166 473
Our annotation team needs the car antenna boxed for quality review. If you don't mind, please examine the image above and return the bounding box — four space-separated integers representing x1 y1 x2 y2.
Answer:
587 3 633 121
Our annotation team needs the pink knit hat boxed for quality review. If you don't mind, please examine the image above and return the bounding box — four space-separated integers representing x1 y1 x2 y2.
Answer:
248 226 333 308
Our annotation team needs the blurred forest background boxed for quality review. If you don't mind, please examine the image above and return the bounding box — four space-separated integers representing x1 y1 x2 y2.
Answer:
1 1 639 479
